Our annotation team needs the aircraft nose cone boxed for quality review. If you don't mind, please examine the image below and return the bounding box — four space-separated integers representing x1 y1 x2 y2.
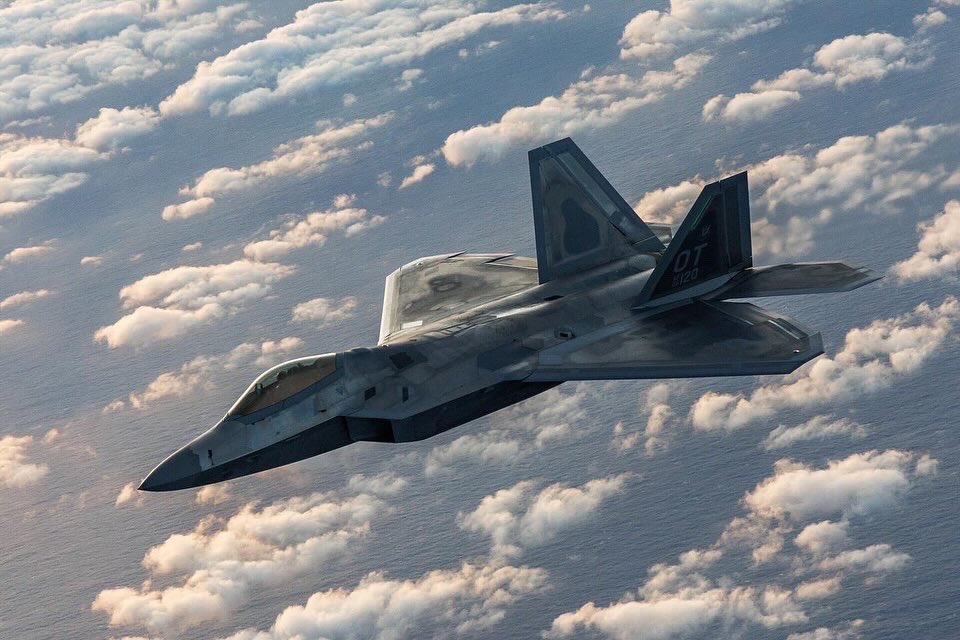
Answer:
139 444 204 492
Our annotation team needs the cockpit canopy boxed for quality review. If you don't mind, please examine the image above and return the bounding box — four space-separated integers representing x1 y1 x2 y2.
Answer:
226 354 337 418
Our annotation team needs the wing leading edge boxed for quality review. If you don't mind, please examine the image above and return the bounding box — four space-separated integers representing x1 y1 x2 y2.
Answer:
527 300 823 381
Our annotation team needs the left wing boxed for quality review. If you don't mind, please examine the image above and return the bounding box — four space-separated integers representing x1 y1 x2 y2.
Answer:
527 300 822 381
379 253 539 344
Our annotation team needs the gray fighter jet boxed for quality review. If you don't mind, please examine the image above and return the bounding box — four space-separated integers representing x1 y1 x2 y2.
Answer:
140 138 880 491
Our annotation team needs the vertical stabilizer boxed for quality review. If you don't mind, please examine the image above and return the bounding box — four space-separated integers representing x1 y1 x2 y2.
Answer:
639 172 752 303
529 138 665 284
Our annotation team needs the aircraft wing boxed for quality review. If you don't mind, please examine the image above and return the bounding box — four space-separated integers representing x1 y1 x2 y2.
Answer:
379 253 539 344
527 300 823 381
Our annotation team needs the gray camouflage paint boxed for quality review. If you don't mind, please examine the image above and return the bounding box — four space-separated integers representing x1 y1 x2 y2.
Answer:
140 139 880 492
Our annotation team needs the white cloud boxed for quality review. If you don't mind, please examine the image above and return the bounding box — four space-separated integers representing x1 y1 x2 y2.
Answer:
74 106 160 151
93 489 388 636
243 195 384 261
346 472 409 497
424 385 588 476
196 484 232 506
0 435 49 488
548 449 932 639
618 0 800 60
398 163 435 189
762 415 867 450
634 123 960 257
397 67 424 91
787 620 865 640
219 561 547 640
459 475 631 558
611 382 680 454
705 31 933 122
441 53 711 166
0 1 255 119
291 296 358 327
181 241 203 252
167 115 392 219
159 1 567 117
94 260 296 348
892 199 960 281
118 337 304 410
913 8 949 33
691 297 959 431
115 482 144 507
81 255 104 266
0 289 52 310
2 240 56 264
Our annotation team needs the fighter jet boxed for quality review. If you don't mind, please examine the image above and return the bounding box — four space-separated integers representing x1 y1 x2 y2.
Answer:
140 138 880 491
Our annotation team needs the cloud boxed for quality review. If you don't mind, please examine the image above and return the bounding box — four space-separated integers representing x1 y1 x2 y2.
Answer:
636 122 960 257
913 8 949 33
94 260 296 348
115 482 144 507
159 1 567 117
93 488 388 636
397 67 424 91
762 415 868 450
690 297 959 431
74 106 160 151
442 53 710 166
81 255 104 266
786 620 865 640
115 337 304 411
196 484 232 506
548 449 932 639
181 241 203 252
219 561 547 640
166 115 392 219
892 200 960 281
2 240 56 264
243 195 385 261
398 163 435 189
424 385 588 476
618 0 801 60
458 474 631 558
291 296 358 327
0 1 255 119
611 382 681 454
704 31 934 122
0 288 53 310
0 435 49 488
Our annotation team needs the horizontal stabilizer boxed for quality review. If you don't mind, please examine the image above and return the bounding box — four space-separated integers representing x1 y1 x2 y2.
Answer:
709 262 882 299
528 300 822 381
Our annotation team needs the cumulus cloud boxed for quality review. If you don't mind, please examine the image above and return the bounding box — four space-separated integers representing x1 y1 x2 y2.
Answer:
159 1 567 117
113 337 304 411
611 382 681 454
74 106 160 151
0 435 49 488
704 31 934 122
94 260 296 348
618 0 800 60
243 195 385 261
81 255 104 266
196 484 232 506
93 489 388 636
115 482 144 507
0 1 255 120
166 116 392 219
691 297 959 431
398 163 435 189
892 200 960 281
762 415 868 450
458 475 631 558
913 8 949 33
2 240 56 264
0 318 24 334
424 385 588 476
548 449 932 639
787 619 865 640
0 289 52 310
219 561 547 640
441 53 711 166
291 296 358 327
635 123 960 257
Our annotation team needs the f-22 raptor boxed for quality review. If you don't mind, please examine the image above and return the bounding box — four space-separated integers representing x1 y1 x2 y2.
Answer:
141 138 880 491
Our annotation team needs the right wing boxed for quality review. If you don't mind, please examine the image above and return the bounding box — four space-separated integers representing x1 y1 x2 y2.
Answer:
527 300 822 381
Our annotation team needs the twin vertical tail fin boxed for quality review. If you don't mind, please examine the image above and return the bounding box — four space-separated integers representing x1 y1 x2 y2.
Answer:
529 138 665 284
638 172 753 303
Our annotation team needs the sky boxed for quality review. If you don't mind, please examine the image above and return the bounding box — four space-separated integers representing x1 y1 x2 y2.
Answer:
1 1 958 639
